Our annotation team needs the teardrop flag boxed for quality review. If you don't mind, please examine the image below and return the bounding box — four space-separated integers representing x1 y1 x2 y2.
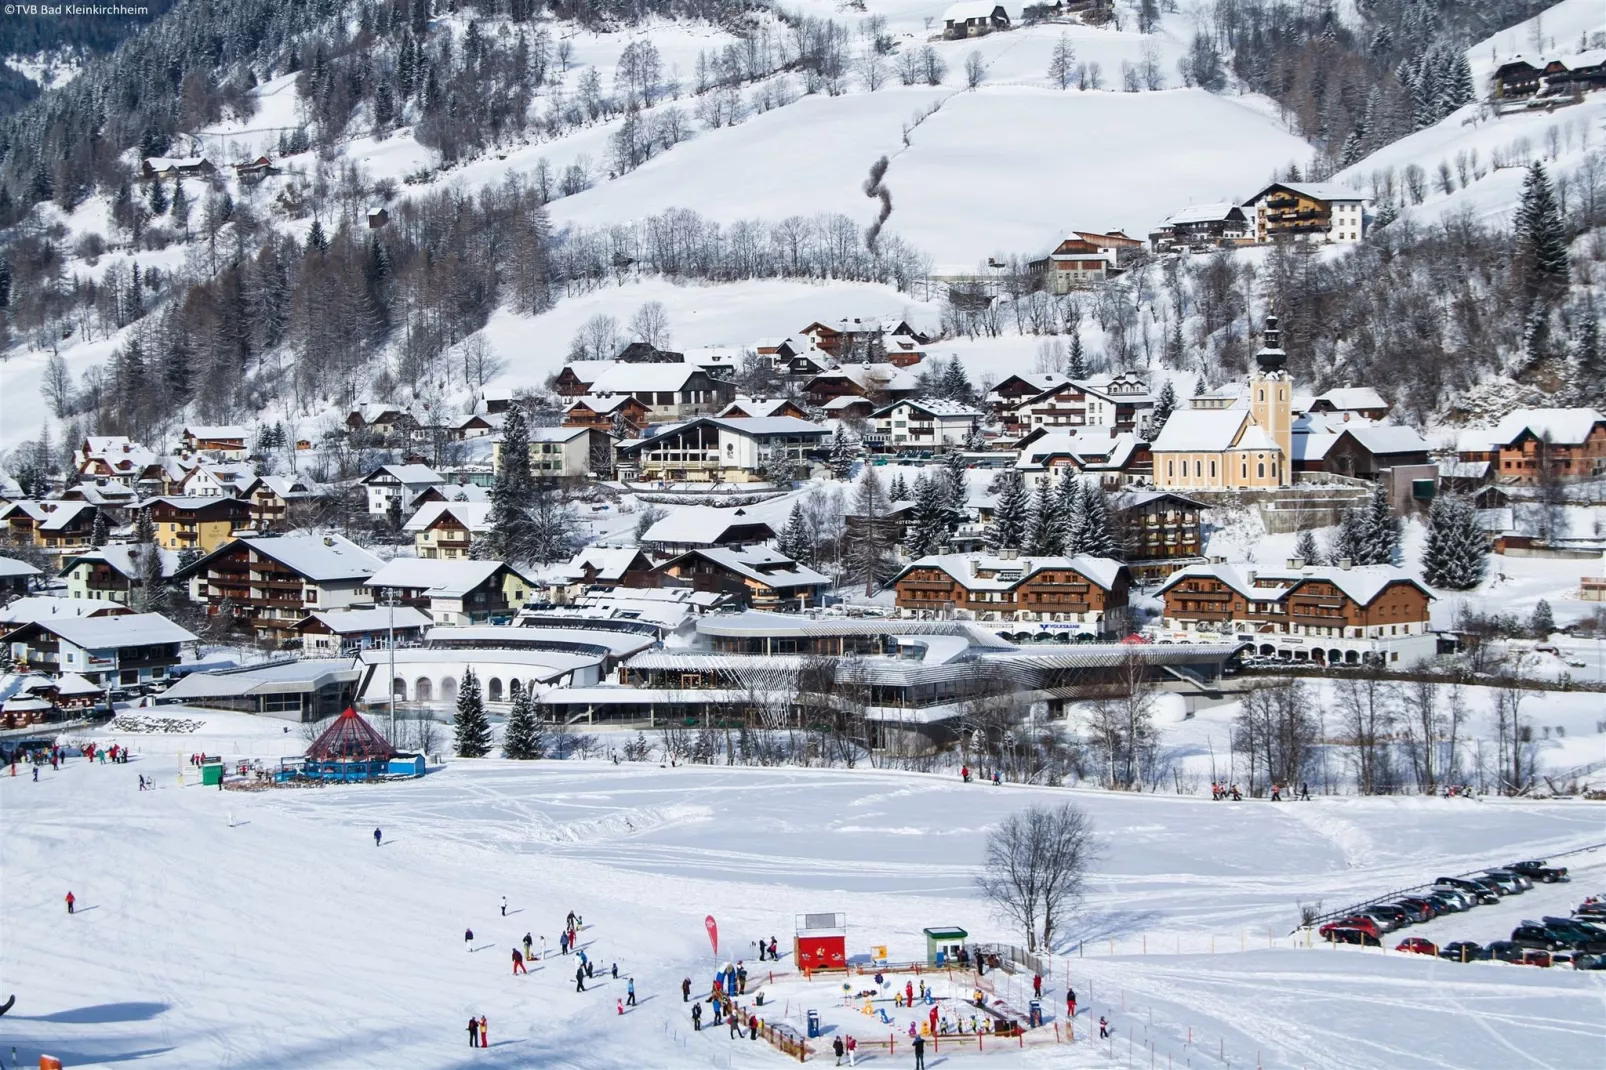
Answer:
705 915 719 957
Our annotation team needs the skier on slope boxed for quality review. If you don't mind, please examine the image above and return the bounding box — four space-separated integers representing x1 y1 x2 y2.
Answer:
1066 986 1076 1018
523 933 534 960
575 965 586 992
626 978 636 1007
373 828 382 847
691 1002 703 1031
512 948 527 975
464 927 474 950
1099 1016 1110 1039
682 977 692 1002
65 891 75 915
467 1016 480 1048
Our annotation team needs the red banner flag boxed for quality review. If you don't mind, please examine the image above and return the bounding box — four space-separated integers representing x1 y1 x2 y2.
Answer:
704 915 719 957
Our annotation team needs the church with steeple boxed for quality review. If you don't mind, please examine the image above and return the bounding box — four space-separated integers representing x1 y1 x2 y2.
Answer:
1149 317 1295 491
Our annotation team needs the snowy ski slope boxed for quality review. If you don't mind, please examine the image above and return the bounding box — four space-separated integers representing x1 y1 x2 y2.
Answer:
2 717 1604 1069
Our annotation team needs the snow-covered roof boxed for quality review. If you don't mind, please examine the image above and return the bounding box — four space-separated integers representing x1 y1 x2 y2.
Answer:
367 558 509 597
591 364 707 394
1455 426 1503 452
11 611 196 648
1235 425 1280 452
0 500 97 530
144 157 208 170
823 395 874 411
364 463 444 486
560 360 620 384
0 597 128 625
1315 387 1388 412
665 546 829 590
1491 407 1604 447
873 397 983 419
988 373 1069 401
1248 181 1367 204
566 394 641 415
719 397 799 419
299 607 434 634
1291 432 1338 462
1158 562 1431 605
1337 424 1430 455
1150 409 1249 452
642 506 774 547
183 424 248 441
411 483 489 506
524 425 594 444
1439 459 1490 479
225 534 382 582
567 547 651 581
403 501 493 534
1160 202 1244 226
59 545 178 581
162 659 361 701
0 555 41 579
897 553 1126 593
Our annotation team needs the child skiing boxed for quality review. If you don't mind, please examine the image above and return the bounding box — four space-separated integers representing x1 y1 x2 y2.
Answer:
464 927 474 950
65 891 75 915
626 979 636 1007
1099 1016 1110 1039
1067 986 1076 1018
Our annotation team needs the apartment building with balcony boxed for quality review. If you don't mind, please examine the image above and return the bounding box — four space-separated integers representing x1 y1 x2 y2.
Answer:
146 496 252 553
1244 182 1367 245
615 416 829 484
175 533 383 645
3 611 196 688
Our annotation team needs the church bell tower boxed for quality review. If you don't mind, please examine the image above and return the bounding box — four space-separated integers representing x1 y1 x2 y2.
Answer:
1248 315 1293 485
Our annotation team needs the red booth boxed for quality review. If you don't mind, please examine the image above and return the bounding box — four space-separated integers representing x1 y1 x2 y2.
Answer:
795 911 847 970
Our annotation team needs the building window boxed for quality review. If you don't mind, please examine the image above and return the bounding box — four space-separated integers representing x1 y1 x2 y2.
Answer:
1257 463 1265 478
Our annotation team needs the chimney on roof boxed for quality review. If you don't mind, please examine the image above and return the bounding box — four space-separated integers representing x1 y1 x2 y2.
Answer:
1001 547 1018 560
1338 557 1353 570
1288 556 1305 570
969 558 980 577
323 536 335 546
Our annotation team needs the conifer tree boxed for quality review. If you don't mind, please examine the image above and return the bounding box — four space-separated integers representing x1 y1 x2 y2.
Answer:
1293 528 1319 564
939 359 975 404
778 501 811 563
1529 598 1554 639
1066 332 1088 379
906 474 951 559
888 472 909 501
90 510 108 548
1148 380 1177 441
454 668 492 758
1056 473 1087 555
485 405 535 561
1515 161 1569 306
828 426 857 480
986 470 1031 552
1026 481 1059 555
501 687 547 759
1356 482 1402 565
1328 510 1365 565
847 464 896 595
148 176 167 215
1078 483 1119 558
1421 495 1487 590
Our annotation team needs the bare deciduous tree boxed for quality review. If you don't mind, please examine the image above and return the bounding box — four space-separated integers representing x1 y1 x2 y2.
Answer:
976 803 1099 952
628 300 672 348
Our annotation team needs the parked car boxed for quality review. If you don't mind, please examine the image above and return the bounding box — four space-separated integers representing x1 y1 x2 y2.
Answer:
1430 886 1476 910
1323 927 1381 947
1511 925 1571 952
1536 919 1606 952
1437 877 1501 904
1396 937 1438 956
1393 898 1438 923
1483 871 1528 894
1362 905 1409 930
1488 941 1526 963
1551 950 1600 970
1518 948 1553 968
1320 917 1382 940
1509 860 1569 883
1425 891 1467 914
1438 941 1490 963
1574 900 1606 919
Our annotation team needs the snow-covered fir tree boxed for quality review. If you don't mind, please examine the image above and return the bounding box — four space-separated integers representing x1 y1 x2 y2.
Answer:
1148 380 1177 441
1077 483 1119 558
484 405 536 561
1293 528 1319 564
1026 481 1059 555
1056 473 1087 555
90 510 108 548
778 501 811 563
986 470 1032 552
1529 598 1554 640
888 472 909 501
1420 495 1488 590
1356 482 1402 566
454 668 492 758
502 688 547 760
828 426 857 480
1516 161 1570 308
906 473 951 559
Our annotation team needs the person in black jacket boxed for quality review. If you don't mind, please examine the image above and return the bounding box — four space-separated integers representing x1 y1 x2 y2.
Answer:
575 965 586 992
912 1034 925 1069
467 1016 479 1047
691 1002 703 1031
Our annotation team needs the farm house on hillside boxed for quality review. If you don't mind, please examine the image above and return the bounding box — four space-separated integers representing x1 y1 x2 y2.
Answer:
942 1 1009 38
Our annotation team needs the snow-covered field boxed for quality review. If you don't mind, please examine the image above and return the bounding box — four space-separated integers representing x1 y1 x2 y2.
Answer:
3 710 1604 1069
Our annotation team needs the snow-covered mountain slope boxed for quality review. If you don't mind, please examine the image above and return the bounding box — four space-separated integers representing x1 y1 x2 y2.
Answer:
1335 0 1606 229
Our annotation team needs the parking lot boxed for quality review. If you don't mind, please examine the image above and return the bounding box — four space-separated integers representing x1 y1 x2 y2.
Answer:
1330 855 1606 962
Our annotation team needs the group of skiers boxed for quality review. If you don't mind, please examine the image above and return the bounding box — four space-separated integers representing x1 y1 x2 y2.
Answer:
755 936 780 961
1210 781 1314 801
688 988 760 1044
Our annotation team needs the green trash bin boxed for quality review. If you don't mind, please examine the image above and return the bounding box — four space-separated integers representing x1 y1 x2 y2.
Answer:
200 762 223 787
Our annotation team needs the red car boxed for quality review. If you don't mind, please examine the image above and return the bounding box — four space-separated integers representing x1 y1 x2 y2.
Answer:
1517 949 1552 968
1320 916 1381 940
1396 937 1438 956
